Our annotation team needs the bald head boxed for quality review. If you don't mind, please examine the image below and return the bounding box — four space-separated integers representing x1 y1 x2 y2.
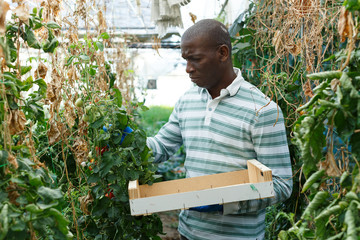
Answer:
181 19 232 56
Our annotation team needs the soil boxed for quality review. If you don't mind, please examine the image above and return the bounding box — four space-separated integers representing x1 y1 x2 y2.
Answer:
158 210 181 240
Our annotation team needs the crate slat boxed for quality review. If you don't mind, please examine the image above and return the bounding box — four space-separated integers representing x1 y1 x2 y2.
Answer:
128 160 274 216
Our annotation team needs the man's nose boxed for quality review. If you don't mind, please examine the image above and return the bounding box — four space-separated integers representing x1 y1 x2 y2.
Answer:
186 61 194 73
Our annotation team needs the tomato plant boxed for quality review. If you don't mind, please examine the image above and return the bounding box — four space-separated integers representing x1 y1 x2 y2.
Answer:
0 4 163 240
0 7 72 240
279 3 360 239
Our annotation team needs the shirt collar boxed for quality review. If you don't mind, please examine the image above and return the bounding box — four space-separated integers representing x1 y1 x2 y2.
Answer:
197 67 244 98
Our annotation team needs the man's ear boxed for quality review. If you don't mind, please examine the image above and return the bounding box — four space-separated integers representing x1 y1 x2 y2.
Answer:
217 44 230 62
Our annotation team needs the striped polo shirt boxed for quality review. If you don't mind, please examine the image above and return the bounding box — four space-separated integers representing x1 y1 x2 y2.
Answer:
147 68 293 240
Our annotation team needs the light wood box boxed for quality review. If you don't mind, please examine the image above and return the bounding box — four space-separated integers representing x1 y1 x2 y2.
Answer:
128 160 274 216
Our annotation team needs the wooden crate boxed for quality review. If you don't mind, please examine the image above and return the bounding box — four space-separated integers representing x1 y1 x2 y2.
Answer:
128 160 274 216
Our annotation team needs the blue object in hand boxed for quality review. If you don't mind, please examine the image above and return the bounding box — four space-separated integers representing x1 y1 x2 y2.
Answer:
103 124 112 132
120 126 133 144
102 125 133 144
189 204 223 213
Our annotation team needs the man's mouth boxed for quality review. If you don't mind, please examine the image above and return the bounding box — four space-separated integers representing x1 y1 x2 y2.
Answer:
190 76 198 81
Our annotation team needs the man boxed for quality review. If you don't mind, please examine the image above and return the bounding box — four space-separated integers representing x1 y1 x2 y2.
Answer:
147 19 293 240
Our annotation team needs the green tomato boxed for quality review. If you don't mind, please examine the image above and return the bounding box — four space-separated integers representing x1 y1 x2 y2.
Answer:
75 98 84 107
82 115 90 122
85 105 92 114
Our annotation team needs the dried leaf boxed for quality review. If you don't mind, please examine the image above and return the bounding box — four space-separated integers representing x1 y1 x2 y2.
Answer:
291 0 313 16
46 69 62 102
67 66 77 86
0 46 4 60
286 40 302 56
330 79 340 92
34 62 48 80
303 79 314 98
319 151 342 177
47 119 61 145
273 30 283 55
72 137 88 164
338 7 354 42
6 182 20 206
46 81 57 102
13 4 30 25
79 191 93 215
64 100 76 128
97 10 107 32
0 0 10 35
7 153 18 169
8 110 27 135
189 12 197 24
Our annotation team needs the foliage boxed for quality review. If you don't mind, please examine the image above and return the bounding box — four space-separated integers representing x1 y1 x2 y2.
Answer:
43 27 163 240
137 105 186 181
0 7 72 240
0 5 164 240
279 3 360 239
231 1 360 239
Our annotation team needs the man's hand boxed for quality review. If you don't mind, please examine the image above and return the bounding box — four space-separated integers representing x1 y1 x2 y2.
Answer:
189 204 223 213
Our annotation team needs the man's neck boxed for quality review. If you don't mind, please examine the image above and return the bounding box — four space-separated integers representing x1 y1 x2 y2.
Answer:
209 67 237 99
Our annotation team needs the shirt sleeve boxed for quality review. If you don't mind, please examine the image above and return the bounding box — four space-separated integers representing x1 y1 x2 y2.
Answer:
223 105 293 215
146 103 183 163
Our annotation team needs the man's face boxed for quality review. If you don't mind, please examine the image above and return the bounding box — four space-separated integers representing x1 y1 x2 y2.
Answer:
181 36 222 91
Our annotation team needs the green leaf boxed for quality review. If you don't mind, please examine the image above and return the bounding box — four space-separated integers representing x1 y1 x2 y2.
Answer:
28 172 43 187
344 201 358 239
87 174 100 184
234 42 251 51
335 110 355 140
65 55 75 66
106 206 120 218
18 76 34 91
302 191 329 220
111 88 122 108
11 220 26 232
99 152 117 177
3 81 19 98
307 71 342 80
92 197 109 217
34 78 47 96
25 27 41 49
8 97 19 110
46 21 61 29
48 208 70 235
302 169 325 193
17 158 35 171
37 202 58 210
3 71 18 81
340 171 352 189
89 67 97 76
96 41 104 51
322 54 335 62
21 65 32 75
37 187 63 200
0 204 9 240
90 116 105 129
79 54 90 62
42 30 59 53
25 203 42 213
99 32 110 39
350 133 360 158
